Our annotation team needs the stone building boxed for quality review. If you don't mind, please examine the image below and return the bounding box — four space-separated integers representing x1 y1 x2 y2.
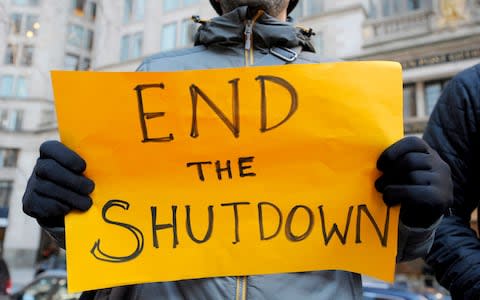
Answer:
356 0 480 135
0 0 97 267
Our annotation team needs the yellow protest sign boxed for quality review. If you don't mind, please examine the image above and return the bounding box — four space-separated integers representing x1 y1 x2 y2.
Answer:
51 62 403 292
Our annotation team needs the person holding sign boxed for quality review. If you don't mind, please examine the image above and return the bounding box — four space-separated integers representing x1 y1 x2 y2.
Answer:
22 0 453 299
423 64 480 299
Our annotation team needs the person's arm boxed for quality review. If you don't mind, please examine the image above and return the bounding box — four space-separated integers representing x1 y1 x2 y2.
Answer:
423 65 480 299
22 141 94 249
375 135 452 262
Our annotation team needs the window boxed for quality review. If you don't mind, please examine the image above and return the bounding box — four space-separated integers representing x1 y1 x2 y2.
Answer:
368 0 378 18
382 0 392 16
85 29 94 50
40 109 56 126
12 0 39 6
80 57 91 70
4 44 34 66
0 76 14 97
86 2 97 21
120 35 130 61
0 110 24 131
71 0 96 20
393 0 402 13
161 23 177 51
4 44 18 65
0 76 28 97
124 0 145 23
0 148 19 168
40 109 55 125
180 19 195 48
64 53 80 70
15 76 28 97
120 33 143 61
135 0 145 21
72 0 87 16
21 45 34 66
381 0 424 16
67 24 84 47
25 15 40 38
163 0 179 12
124 0 133 23
424 79 449 116
407 0 421 10
9 14 40 37
131 33 143 58
66 24 94 50
403 84 416 118
0 181 13 209
10 14 22 34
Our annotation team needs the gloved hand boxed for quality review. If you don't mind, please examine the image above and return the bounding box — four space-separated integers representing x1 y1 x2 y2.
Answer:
375 136 453 228
22 141 94 228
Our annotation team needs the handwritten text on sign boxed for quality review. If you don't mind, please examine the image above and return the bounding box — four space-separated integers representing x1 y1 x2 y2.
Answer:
51 62 403 292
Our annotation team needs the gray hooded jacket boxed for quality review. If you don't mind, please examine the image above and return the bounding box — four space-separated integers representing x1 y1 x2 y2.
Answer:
47 7 438 300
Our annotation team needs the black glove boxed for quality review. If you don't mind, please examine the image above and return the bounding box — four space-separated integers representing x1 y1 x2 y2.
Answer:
375 136 453 228
22 141 94 227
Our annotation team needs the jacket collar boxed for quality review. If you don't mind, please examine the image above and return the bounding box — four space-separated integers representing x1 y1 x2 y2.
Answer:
194 6 315 52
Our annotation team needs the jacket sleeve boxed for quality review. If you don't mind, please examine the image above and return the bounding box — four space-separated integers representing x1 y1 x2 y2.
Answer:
423 64 480 299
41 225 66 249
396 218 440 262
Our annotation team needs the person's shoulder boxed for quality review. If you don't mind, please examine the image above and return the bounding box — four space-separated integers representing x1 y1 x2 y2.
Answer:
450 63 480 88
296 51 340 64
137 45 208 71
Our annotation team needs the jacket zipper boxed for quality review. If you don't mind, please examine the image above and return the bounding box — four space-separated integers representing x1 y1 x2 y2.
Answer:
235 276 247 300
240 10 265 294
243 10 264 66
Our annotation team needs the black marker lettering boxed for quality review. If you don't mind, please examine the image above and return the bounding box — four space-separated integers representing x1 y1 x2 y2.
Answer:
258 202 282 240
189 78 240 138
256 75 298 133
186 205 214 243
355 204 390 247
285 205 314 242
91 200 144 263
134 83 174 143
221 202 250 244
186 161 212 181
318 205 354 246
238 156 256 177
151 206 179 248
215 160 232 180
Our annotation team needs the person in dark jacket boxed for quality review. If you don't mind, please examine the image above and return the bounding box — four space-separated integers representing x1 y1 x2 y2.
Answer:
22 0 454 299
423 63 480 300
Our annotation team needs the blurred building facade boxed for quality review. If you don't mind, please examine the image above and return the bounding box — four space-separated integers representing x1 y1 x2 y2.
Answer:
0 0 479 284
0 0 96 267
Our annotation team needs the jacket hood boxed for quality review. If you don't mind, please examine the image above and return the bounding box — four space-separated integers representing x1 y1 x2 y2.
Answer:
194 6 315 53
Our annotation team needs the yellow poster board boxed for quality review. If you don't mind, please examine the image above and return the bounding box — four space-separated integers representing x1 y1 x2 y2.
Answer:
51 62 403 292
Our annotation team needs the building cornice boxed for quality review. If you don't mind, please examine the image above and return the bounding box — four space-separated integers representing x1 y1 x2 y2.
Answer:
350 25 480 59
